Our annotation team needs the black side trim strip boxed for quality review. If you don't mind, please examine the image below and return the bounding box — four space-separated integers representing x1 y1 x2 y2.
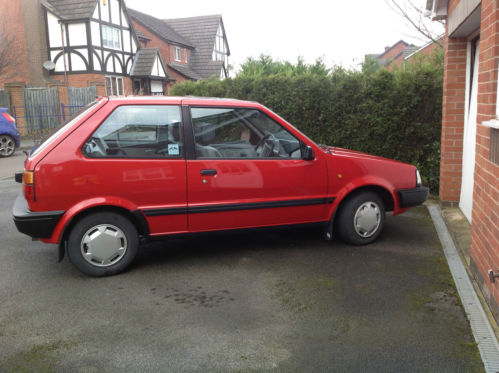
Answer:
142 197 335 217
143 207 188 216
189 198 329 214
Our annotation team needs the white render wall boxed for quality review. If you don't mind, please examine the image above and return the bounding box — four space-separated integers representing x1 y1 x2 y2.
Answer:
68 23 87 46
47 11 62 48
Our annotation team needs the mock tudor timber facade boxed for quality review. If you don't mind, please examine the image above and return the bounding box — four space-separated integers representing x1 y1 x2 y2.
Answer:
43 0 140 95
1 0 230 100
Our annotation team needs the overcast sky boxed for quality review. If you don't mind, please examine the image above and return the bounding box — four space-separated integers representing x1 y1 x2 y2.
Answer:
124 0 444 71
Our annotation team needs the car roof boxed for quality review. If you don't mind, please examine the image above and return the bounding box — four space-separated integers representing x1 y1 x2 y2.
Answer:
104 96 260 108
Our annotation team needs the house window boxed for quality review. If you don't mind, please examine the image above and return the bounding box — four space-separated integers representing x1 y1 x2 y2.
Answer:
102 25 121 49
105 76 124 96
184 49 188 63
151 80 164 96
174 46 181 62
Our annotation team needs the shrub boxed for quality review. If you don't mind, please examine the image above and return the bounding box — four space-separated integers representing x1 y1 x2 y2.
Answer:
172 53 443 192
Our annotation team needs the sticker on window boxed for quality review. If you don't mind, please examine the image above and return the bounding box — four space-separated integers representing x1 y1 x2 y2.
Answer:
168 143 180 155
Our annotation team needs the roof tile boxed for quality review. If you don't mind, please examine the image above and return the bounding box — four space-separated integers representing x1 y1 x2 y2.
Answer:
128 8 193 48
44 0 97 20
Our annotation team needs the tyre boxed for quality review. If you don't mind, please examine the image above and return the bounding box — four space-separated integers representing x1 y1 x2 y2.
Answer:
67 212 139 277
0 135 15 157
336 191 385 245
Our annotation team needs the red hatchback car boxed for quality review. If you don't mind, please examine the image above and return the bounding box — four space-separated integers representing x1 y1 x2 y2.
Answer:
13 96 428 276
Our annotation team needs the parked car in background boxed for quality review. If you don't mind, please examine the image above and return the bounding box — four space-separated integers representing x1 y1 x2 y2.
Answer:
0 108 20 157
12 96 428 277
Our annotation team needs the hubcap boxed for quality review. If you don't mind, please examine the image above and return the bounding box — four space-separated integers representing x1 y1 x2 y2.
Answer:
354 201 381 238
81 224 127 267
0 135 15 156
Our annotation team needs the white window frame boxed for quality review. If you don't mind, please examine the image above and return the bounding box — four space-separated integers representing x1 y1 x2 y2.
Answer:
102 24 121 50
174 46 181 62
105 75 124 96
184 49 188 63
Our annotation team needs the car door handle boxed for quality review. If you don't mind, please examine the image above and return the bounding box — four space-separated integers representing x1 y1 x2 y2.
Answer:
200 169 217 176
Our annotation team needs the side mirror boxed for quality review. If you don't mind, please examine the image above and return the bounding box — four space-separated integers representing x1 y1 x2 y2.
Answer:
302 145 315 161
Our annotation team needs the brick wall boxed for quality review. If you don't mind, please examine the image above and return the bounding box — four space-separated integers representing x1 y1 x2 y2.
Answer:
166 68 192 93
21 0 49 86
468 0 499 319
379 42 408 60
49 73 132 96
440 35 467 203
417 39 444 58
0 0 30 86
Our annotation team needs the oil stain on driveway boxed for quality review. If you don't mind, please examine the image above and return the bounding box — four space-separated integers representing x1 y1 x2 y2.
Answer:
0 179 484 372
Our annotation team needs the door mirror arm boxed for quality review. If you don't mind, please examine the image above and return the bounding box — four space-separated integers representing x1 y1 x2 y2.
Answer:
301 144 315 161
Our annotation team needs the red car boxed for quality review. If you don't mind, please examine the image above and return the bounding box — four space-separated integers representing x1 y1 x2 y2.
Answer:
13 97 428 276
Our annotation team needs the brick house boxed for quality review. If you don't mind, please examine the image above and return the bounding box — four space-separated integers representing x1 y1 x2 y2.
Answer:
367 40 418 69
128 9 230 92
0 0 230 133
404 36 445 61
0 0 172 95
426 0 499 321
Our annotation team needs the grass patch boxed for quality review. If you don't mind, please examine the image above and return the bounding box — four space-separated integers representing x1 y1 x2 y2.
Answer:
456 341 485 373
0 341 73 373
274 276 344 315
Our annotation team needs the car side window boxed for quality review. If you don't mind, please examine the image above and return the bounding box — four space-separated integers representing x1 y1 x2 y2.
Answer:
83 105 183 159
190 107 302 159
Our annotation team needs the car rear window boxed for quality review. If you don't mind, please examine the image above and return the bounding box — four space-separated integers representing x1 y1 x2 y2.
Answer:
30 100 100 158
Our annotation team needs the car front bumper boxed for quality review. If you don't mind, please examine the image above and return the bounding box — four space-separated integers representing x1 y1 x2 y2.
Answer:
397 186 429 208
12 193 64 239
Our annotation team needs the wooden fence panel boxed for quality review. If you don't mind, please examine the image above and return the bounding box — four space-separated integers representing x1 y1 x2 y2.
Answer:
23 87 60 134
68 86 97 116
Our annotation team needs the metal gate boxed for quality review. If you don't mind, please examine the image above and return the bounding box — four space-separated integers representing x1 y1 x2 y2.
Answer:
23 87 60 134
68 86 97 116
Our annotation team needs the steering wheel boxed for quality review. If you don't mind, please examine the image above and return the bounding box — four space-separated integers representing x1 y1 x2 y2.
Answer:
85 136 108 157
255 134 279 157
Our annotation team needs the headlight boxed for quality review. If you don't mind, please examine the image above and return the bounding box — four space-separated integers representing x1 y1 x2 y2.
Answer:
416 169 422 187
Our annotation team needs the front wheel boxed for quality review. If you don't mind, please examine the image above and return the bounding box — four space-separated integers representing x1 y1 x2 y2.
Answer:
67 212 139 276
336 192 385 245
0 135 15 157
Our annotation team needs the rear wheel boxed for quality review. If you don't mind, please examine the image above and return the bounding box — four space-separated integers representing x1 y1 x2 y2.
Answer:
337 191 385 245
0 135 15 157
67 212 139 276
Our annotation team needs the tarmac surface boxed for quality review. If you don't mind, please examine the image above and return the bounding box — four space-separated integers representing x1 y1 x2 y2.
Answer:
0 159 485 372
0 151 25 180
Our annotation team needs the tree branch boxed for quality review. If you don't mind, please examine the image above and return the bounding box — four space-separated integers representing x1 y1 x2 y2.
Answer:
387 0 444 48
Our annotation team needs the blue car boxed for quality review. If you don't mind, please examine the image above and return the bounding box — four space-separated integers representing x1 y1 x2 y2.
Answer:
0 107 20 157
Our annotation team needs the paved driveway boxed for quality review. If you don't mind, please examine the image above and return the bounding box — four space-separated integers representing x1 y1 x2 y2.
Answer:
0 177 484 372
0 152 25 180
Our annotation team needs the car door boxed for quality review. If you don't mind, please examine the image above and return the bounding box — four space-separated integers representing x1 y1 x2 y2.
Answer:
185 105 329 232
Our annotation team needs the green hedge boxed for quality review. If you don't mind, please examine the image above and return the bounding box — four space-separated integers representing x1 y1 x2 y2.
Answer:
172 54 443 192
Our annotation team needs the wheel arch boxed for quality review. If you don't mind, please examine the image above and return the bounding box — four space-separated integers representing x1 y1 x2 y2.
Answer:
58 205 149 262
331 184 394 228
